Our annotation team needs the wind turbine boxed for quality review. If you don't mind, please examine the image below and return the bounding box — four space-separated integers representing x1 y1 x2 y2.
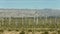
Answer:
36 12 39 25
22 13 24 28
9 16 11 26
41 14 45 26
55 16 57 31
1 17 4 26
34 11 39 25
33 9 41 27
21 12 25 30
45 9 48 28
34 12 36 24
46 13 48 23
31 10 37 34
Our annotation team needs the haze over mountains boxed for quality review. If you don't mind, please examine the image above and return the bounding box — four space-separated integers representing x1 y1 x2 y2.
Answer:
0 9 60 17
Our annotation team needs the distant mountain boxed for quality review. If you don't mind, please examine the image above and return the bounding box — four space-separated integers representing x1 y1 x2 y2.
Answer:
0 9 60 17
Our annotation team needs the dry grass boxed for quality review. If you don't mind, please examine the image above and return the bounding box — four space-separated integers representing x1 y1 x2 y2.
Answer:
0 30 58 34
0 17 60 34
3 31 20 34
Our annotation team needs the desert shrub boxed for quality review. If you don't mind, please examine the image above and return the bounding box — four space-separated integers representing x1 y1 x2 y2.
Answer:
0 30 4 34
49 29 55 32
52 33 56 34
58 30 60 34
8 29 12 31
15 29 19 31
0 30 4 32
41 33 45 34
36 30 40 32
44 31 49 34
19 31 25 34
28 29 32 32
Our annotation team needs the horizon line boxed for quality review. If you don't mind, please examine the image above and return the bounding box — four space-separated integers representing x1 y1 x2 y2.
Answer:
0 8 60 10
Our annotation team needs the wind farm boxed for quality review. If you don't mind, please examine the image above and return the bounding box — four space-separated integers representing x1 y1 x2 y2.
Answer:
0 9 60 34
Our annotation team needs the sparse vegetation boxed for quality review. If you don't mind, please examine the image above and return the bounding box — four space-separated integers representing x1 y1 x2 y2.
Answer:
44 31 49 34
19 31 25 34
28 29 32 32
0 30 4 32
0 17 59 28
0 17 59 34
8 29 12 31
0 29 4 34
15 29 19 31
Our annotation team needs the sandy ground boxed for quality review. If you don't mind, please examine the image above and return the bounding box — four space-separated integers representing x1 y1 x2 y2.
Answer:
0 30 58 34
2 31 20 34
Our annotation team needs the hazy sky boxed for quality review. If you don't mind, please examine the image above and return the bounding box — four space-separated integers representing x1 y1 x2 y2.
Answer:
0 0 60 9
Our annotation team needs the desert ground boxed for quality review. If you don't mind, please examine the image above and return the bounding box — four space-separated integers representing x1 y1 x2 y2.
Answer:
0 17 60 34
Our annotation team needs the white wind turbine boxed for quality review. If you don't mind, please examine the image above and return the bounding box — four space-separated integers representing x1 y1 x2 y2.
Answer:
9 16 11 26
45 9 48 23
55 16 57 30
45 10 48 28
36 11 39 25
33 11 39 26
2 17 4 26
42 14 45 24
22 13 24 28
21 12 26 29
45 13 48 23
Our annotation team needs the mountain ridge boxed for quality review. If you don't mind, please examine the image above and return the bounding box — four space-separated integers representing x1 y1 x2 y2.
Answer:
0 9 60 17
